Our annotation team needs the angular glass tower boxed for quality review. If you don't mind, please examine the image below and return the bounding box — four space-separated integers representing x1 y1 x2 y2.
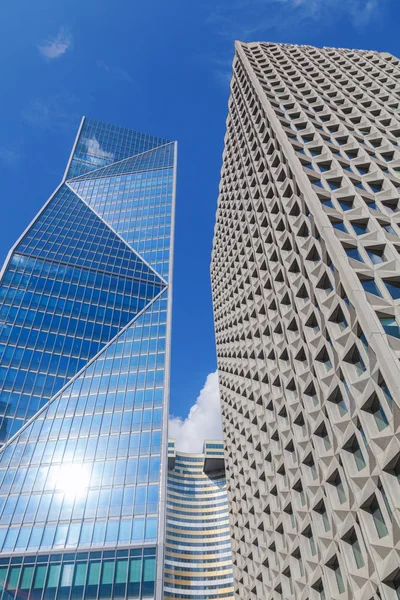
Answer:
0 117 176 600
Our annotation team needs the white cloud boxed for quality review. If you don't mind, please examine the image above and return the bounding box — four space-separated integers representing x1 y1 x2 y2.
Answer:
38 28 73 59
84 137 115 165
169 371 223 453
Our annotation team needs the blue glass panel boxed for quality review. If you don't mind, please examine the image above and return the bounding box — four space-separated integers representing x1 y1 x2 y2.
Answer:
361 279 382 297
352 222 369 235
0 257 163 442
0 549 155 599
346 248 364 262
17 186 161 285
69 143 174 182
367 249 385 264
332 221 348 233
0 118 174 600
380 317 400 339
66 118 170 179
0 292 166 553
385 280 400 300
69 171 173 279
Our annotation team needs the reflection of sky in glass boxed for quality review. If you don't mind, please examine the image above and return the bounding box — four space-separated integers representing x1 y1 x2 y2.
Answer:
0 116 174 600
0 292 166 553
70 160 174 279
67 118 170 179
0 182 165 443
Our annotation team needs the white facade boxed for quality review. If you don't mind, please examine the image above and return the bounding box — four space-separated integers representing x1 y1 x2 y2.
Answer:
211 42 400 600
164 440 234 600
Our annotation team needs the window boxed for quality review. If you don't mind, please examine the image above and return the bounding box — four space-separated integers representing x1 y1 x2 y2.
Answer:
344 345 366 376
345 247 364 262
356 164 370 175
368 181 383 194
336 137 348 147
379 315 400 340
315 421 331 451
327 178 342 190
316 347 333 371
360 278 382 297
329 306 348 331
309 176 324 188
322 507 330 531
339 161 352 173
314 499 330 531
332 220 348 233
318 161 332 172
310 147 322 156
329 471 346 504
313 579 326 600
366 392 389 433
328 387 348 417
352 179 366 190
367 247 386 264
365 199 380 211
384 279 400 300
303 526 317 555
344 529 364 568
382 200 399 214
363 495 388 538
330 557 345 594
379 375 393 411
344 435 366 470
379 481 393 522
320 198 335 208
382 223 398 236
338 198 354 211
351 221 369 235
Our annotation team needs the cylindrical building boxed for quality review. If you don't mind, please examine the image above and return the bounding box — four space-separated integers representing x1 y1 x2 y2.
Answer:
164 440 234 600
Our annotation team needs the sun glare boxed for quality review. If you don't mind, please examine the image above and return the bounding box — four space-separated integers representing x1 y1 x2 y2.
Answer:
56 464 90 499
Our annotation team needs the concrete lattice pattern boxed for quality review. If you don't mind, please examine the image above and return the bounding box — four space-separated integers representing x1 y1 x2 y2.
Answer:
211 41 400 600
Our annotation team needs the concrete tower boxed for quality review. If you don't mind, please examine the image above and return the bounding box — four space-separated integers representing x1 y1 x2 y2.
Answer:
211 42 400 600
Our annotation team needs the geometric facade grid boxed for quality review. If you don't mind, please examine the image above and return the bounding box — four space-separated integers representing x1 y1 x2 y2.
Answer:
164 440 234 600
0 117 176 600
211 42 400 600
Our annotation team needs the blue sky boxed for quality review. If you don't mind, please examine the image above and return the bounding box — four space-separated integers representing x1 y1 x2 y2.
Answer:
0 0 399 449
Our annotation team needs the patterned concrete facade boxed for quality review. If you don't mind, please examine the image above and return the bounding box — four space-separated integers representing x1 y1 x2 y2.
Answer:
164 441 234 600
211 41 400 600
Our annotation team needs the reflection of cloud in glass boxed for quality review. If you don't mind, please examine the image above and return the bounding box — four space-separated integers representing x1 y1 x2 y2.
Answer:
56 464 90 499
84 137 115 166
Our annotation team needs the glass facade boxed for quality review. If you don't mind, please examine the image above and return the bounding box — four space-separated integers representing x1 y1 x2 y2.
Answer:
0 117 176 600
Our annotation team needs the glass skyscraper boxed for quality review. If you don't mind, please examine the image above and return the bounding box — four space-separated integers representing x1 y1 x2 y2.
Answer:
0 117 176 599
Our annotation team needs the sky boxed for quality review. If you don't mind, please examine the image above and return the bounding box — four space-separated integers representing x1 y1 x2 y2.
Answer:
0 0 399 451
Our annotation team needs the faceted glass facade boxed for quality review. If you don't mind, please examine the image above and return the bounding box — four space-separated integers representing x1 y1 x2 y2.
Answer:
0 117 176 600
164 441 234 600
212 42 400 600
